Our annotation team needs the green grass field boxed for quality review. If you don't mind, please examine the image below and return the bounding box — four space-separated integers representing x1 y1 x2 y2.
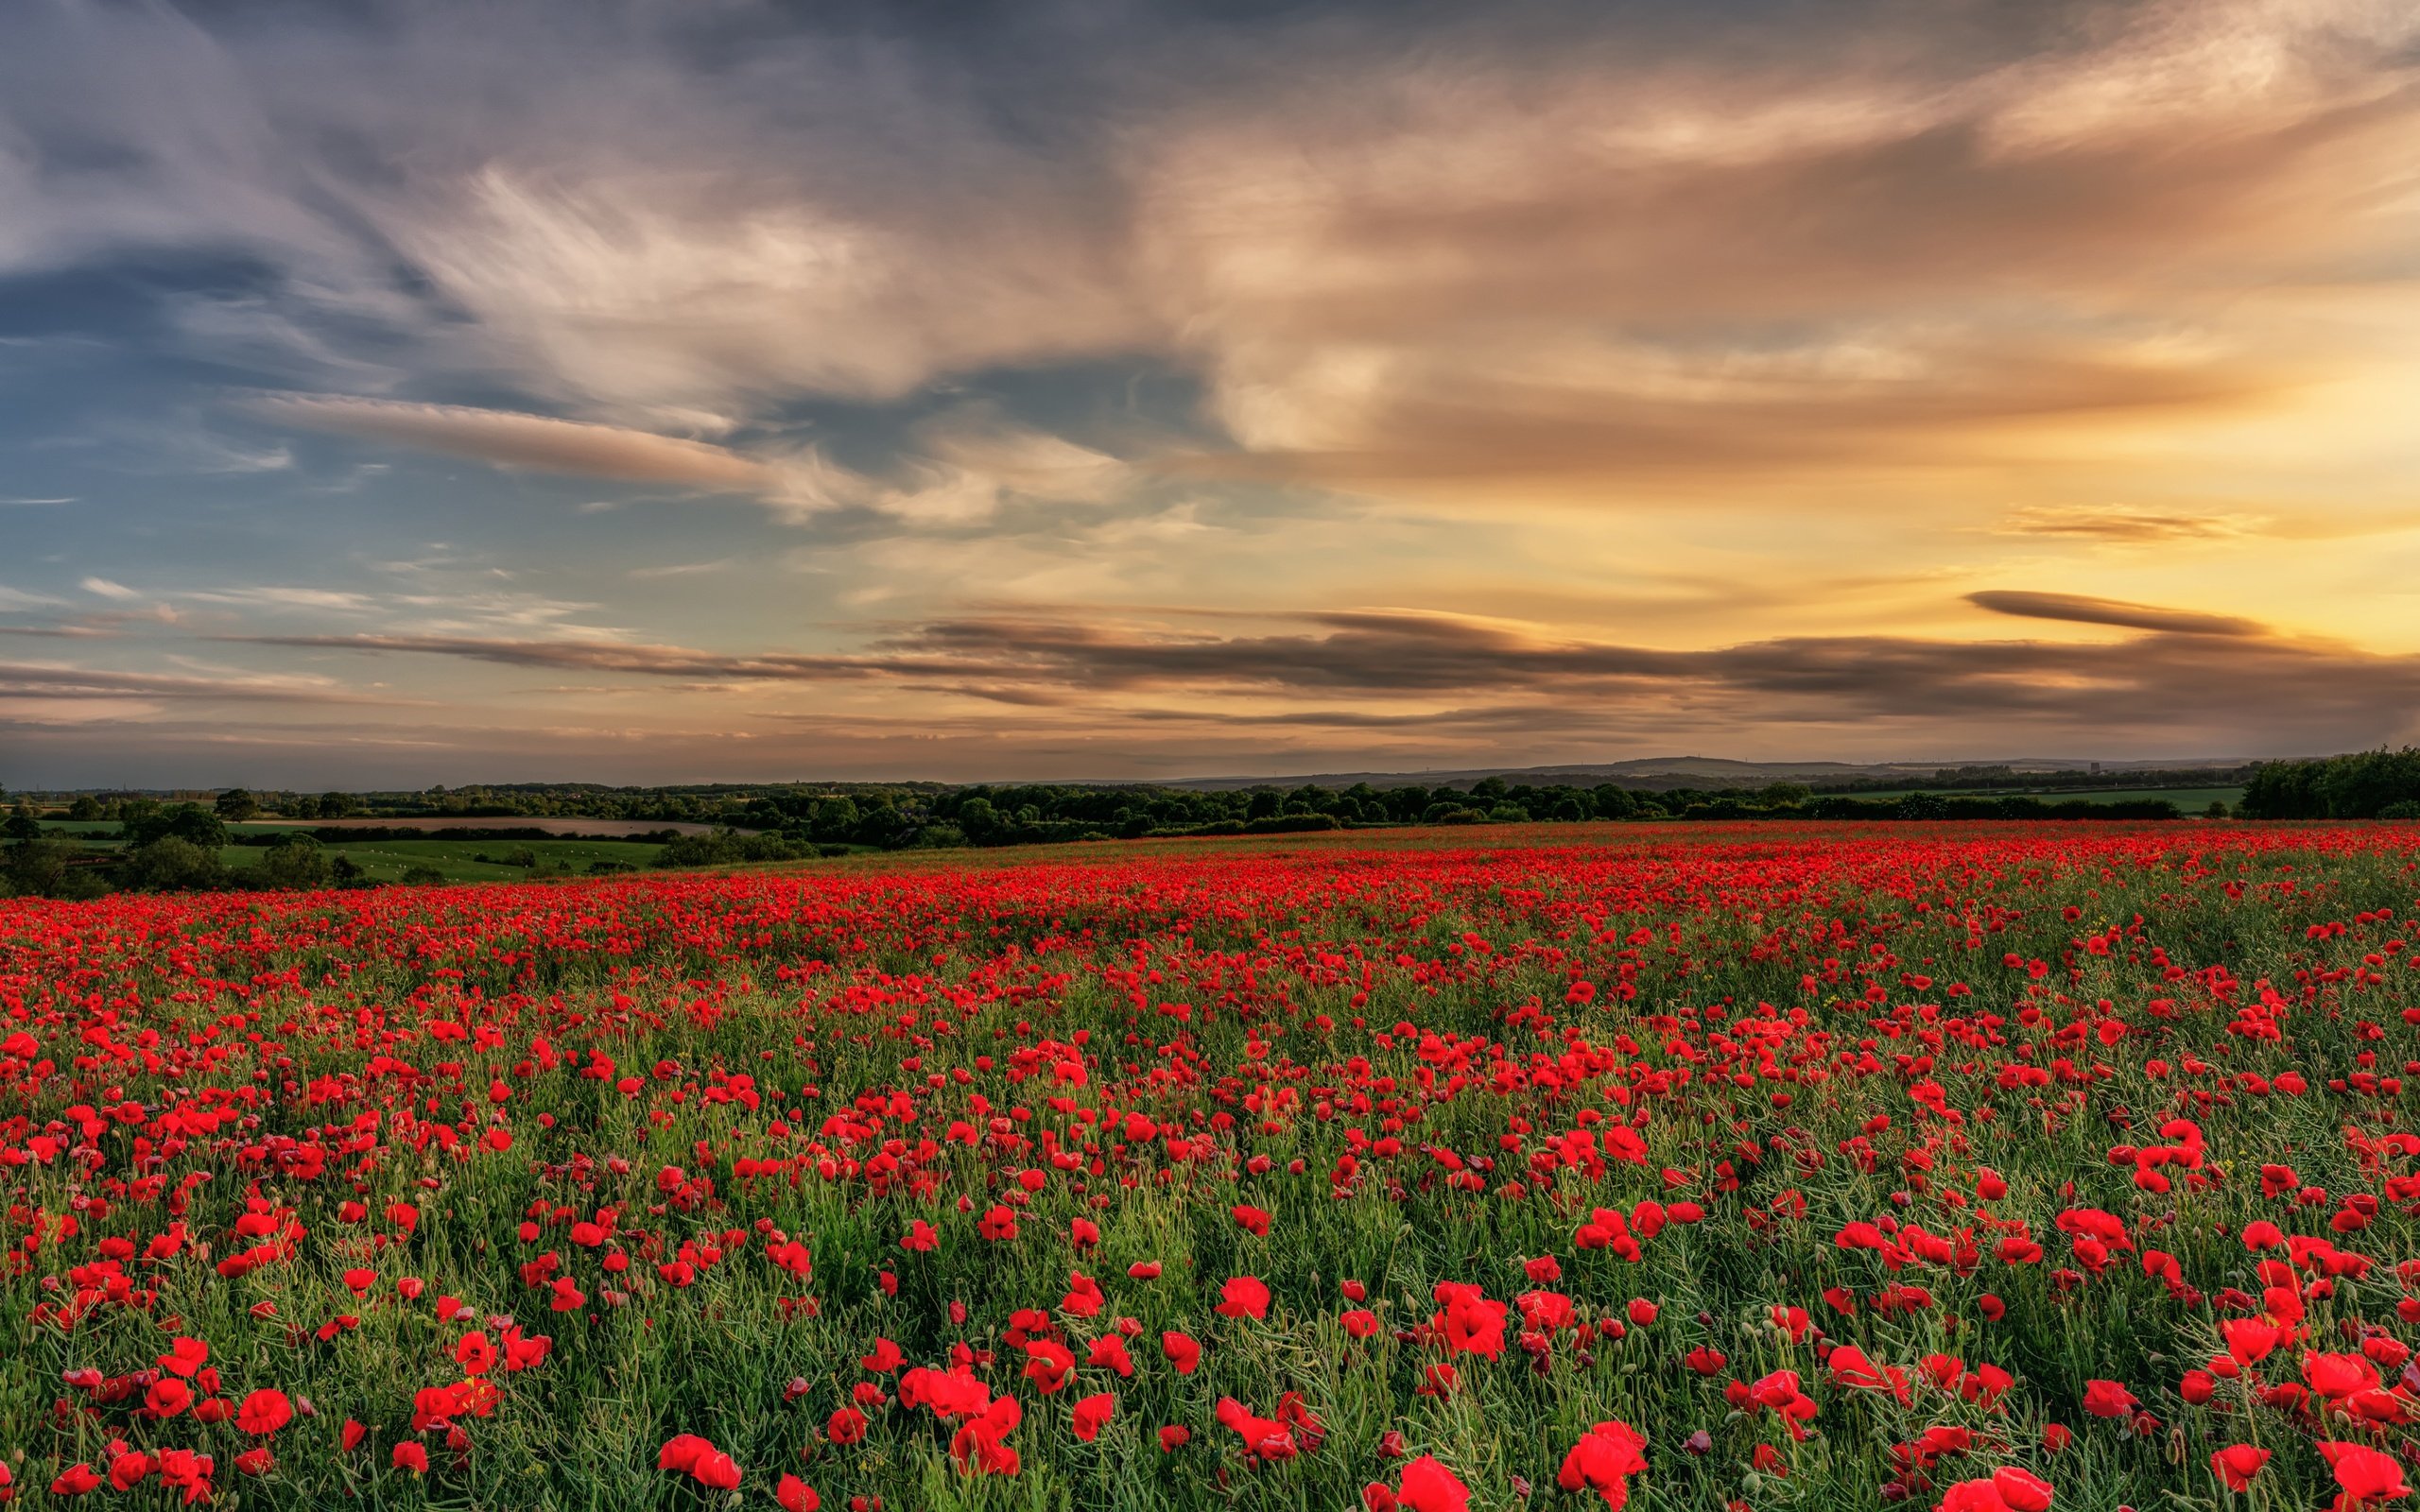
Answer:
231 836 668 882
35 822 669 882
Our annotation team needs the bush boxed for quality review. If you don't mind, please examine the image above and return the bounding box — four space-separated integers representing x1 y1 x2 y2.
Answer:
652 829 812 869
2381 799 2420 820
1242 813 1341 834
5 839 97 898
247 836 335 890
123 803 229 850
400 866 447 885
118 836 228 892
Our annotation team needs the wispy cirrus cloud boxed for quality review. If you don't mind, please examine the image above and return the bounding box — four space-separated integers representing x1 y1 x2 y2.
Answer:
249 394 780 492
1991 506 2263 541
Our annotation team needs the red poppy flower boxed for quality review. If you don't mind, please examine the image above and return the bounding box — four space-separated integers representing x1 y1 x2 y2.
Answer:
2211 1446 2270 1491
1558 1420 1648 1508
1162 1331 1201 1374
776 1475 821 1512
2322 1442 2411 1512
237 1387 293 1435
51 1464 104 1497
158 1336 210 1378
1993 1466 2054 1512
1379 1456 1470 1512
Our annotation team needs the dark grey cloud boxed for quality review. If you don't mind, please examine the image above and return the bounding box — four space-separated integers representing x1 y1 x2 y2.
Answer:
1965 590 2263 637
226 603 2420 751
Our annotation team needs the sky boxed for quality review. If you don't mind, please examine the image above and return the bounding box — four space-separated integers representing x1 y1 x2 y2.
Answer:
4 0 2420 789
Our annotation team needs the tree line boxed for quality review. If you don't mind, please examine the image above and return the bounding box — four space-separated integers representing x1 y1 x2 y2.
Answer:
2238 748 2420 819
27 755 2413 901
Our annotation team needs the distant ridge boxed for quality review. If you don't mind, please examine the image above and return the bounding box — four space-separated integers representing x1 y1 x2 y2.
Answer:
1160 754 2262 793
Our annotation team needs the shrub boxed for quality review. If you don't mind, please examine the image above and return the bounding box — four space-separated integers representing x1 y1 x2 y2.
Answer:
118 836 228 892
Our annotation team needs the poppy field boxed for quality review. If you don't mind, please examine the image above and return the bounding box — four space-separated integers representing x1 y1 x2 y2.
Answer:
7 822 2420 1512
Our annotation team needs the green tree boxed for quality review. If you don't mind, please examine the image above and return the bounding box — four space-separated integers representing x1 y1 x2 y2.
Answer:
956 797 1001 840
809 796 861 840
4 838 84 897
214 787 260 821
124 804 229 850
67 796 103 821
119 837 228 892
249 835 335 889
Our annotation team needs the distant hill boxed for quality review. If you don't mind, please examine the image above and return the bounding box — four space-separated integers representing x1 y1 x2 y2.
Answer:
1163 754 2263 793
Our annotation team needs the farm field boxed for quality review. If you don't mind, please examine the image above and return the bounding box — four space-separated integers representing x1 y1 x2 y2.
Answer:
1833 788 2246 811
30 825 674 885
4 822 2419 1512
224 836 667 884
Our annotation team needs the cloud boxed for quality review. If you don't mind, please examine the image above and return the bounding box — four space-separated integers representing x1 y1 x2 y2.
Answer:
245 391 1153 525
250 394 779 491
12 0 2410 493
224 602 2420 753
0 661 396 707
226 632 878 682
0 624 110 639
1965 590 2264 637
79 577 140 601
874 413 1138 524
1992 506 2260 541
1126 0 2420 497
